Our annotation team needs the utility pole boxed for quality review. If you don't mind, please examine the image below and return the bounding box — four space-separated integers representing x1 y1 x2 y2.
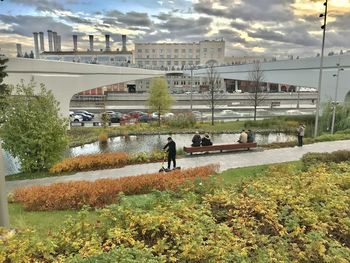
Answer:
190 66 193 111
314 0 328 138
0 145 10 228
331 63 344 134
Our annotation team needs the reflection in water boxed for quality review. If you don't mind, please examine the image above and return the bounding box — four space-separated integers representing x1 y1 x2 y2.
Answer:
4 132 296 175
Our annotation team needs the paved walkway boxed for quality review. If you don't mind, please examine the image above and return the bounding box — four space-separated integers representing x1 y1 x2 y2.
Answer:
6 140 350 193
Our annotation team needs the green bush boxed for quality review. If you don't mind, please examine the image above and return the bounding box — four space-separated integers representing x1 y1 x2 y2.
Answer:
302 150 350 170
68 246 165 263
164 113 196 128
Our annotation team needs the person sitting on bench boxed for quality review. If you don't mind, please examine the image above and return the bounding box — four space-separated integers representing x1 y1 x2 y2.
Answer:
191 131 201 147
201 134 213 146
238 130 248 143
247 129 255 143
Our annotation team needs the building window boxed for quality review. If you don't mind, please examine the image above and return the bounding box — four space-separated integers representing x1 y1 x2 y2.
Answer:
189 60 193 65
196 49 200 53
145 61 150 65
203 48 207 52
196 61 200 65
137 49 142 53
189 49 192 53
146 55 150 58
218 48 222 52
152 49 156 53
152 61 157 66
174 49 178 53
182 49 186 53
167 61 171 66
174 61 179 65
167 55 171 58
181 61 186 65
160 55 164 58
174 55 178 59
145 49 149 53
160 49 163 53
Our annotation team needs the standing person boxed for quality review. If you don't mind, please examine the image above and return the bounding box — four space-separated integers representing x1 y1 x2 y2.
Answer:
297 123 305 147
163 137 176 169
201 134 213 146
247 129 255 143
238 130 248 143
191 131 201 147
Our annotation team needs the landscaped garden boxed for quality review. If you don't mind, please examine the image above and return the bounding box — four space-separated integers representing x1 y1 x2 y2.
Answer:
2 151 350 262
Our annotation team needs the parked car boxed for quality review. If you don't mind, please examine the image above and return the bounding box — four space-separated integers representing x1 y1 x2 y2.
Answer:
138 114 155 123
152 112 174 119
102 110 115 116
74 112 92 121
74 110 94 118
69 113 83 122
128 111 147 119
109 112 129 123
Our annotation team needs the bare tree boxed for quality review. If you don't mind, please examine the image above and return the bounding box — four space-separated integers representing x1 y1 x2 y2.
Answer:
248 62 267 121
203 62 223 125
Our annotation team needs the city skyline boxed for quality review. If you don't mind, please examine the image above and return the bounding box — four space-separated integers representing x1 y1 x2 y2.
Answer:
0 0 350 58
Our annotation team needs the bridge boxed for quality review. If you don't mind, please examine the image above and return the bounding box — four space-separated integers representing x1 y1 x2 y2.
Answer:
4 54 350 117
191 54 350 104
4 58 164 117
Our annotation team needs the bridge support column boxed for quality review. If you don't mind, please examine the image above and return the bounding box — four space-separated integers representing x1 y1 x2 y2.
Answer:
235 80 238 92
278 84 281 92
266 82 270 92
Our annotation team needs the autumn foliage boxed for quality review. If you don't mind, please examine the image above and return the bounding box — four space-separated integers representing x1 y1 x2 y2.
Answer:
14 165 218 211
49 152 129 173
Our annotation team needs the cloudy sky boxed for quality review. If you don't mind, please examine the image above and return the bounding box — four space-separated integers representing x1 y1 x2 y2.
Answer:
0 0 350 59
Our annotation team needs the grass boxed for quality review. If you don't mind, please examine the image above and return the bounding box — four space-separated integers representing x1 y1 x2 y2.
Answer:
8 203 98 236
8 162 303 233
5 171 74 181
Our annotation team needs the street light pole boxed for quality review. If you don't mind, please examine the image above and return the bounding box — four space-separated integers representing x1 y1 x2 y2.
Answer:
314 0 328 138
0 145 10 228
331 64 344 134
190 66 193 111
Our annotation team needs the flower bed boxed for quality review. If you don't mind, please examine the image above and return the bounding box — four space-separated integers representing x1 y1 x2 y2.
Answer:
14 165 218 211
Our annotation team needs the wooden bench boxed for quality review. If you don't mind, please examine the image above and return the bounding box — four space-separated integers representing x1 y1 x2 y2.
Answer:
183 142 257 155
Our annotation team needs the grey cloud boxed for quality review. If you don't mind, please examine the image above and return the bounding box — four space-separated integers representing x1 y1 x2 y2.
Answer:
217 29 246 44
230 21 250 31
10 0 67 11
105 10 152 27
64 15 93 25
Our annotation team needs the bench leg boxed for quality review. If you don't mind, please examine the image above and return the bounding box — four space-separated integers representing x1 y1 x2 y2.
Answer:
220 150 223 153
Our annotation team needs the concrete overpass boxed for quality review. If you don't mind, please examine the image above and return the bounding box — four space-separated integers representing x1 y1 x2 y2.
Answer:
4 58 164 117
191 54 350 103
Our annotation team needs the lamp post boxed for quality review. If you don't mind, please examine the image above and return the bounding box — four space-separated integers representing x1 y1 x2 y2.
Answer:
331 64 344 134
314 0 328 138
0 147 9 228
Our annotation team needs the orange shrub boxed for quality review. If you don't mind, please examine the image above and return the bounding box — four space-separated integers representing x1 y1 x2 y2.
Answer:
14 165 218 211
49 152 129 173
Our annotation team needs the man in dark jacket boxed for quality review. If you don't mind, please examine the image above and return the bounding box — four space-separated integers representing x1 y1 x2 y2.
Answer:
163 137 176 169
191 131 201 147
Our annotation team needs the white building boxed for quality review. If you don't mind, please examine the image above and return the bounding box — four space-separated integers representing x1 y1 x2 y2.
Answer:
134 40 225 92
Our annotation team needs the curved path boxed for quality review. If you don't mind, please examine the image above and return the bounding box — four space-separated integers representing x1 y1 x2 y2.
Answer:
6 140 350 193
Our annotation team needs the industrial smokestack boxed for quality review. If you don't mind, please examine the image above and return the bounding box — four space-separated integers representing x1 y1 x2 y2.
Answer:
52 31 58 51
89 35 94 52
39 32 45 51
33 32 40 59
73 35 78 51
57 35 61 52
16 43 23 57
48 30 53 52
105 34 111 51
122 35 127 52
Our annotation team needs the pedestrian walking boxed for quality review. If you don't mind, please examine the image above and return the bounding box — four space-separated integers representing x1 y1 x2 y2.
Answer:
163 137 176 169
297 123 305 147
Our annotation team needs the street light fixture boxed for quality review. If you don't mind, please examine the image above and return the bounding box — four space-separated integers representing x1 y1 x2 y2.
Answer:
331 64 344 134
314 0 328 138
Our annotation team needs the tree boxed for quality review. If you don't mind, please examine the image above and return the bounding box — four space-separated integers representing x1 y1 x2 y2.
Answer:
203 62 223 125
0 54 9 118
147 77 173 127
248 62 267 121
1 80 68 172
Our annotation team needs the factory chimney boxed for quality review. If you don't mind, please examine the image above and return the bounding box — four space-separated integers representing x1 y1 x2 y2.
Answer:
122 34 127 52
105 34 111 51
39 32 45 51
16 43 23 57
73 35 78 51
89 35 94 52
57 35 61 52
47 30 53 52
33 32 40 59
52 31 58 51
